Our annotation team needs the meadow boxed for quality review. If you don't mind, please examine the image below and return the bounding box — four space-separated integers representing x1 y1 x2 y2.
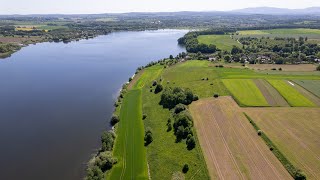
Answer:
197 35 241 51
268 80 316 107
222 79 269 106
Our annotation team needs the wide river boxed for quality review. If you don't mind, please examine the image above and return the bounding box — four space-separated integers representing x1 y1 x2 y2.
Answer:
0 29 187 180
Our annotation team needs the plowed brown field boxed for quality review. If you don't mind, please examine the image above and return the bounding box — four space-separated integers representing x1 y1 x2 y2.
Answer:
190 97 292 180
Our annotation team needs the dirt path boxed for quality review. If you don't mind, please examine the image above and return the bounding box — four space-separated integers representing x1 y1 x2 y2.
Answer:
190 97 292 180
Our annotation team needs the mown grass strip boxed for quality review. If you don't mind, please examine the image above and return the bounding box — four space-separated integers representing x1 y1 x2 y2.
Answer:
108 89 148 179
243 113 306 180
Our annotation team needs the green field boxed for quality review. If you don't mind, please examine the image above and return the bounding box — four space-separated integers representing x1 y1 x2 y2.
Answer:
197 35 241 51
222 79 269 106
293 80 320 98
162 60 229 98
108 89 148 179
142 68 210 179
236 28 320 39
268 80 315 107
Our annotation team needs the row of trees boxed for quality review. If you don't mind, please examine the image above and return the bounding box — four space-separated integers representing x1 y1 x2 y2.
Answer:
159 87 198 150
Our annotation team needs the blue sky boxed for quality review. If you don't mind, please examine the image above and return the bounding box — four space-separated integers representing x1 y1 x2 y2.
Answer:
1 0 319 14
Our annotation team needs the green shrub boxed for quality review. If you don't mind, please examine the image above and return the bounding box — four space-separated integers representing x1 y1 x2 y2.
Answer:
174 104 187 114
95 151 117 171
110 115 120 126
142 114 147 120
144 129 153 146
317 65 320 71
86 165 104 180
186 135 196 150
173 111 194 141
154 84 163 94
213 93 219 98
152 80 157 86
182 164 189 173
101 131 115 151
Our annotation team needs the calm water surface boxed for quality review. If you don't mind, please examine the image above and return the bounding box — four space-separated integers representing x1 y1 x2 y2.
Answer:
0 29 187 180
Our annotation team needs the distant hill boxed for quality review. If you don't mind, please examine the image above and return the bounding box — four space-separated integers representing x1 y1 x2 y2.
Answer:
230 7 320 15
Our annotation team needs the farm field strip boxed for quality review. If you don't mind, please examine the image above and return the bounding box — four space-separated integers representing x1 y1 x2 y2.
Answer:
253 79 289 107
244 108 320 179
268 80 316 107
190 97 292 180
222 79 269 107
293 80 320 98
108 89 148 179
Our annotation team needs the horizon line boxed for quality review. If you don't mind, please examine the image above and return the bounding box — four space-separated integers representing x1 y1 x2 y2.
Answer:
1 6 319 16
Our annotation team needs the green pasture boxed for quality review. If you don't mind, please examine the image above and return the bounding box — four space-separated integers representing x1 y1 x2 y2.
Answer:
197 35 241 51
162 60 229 98
222 79 269 106
268 80 316 107
108 89 148 180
